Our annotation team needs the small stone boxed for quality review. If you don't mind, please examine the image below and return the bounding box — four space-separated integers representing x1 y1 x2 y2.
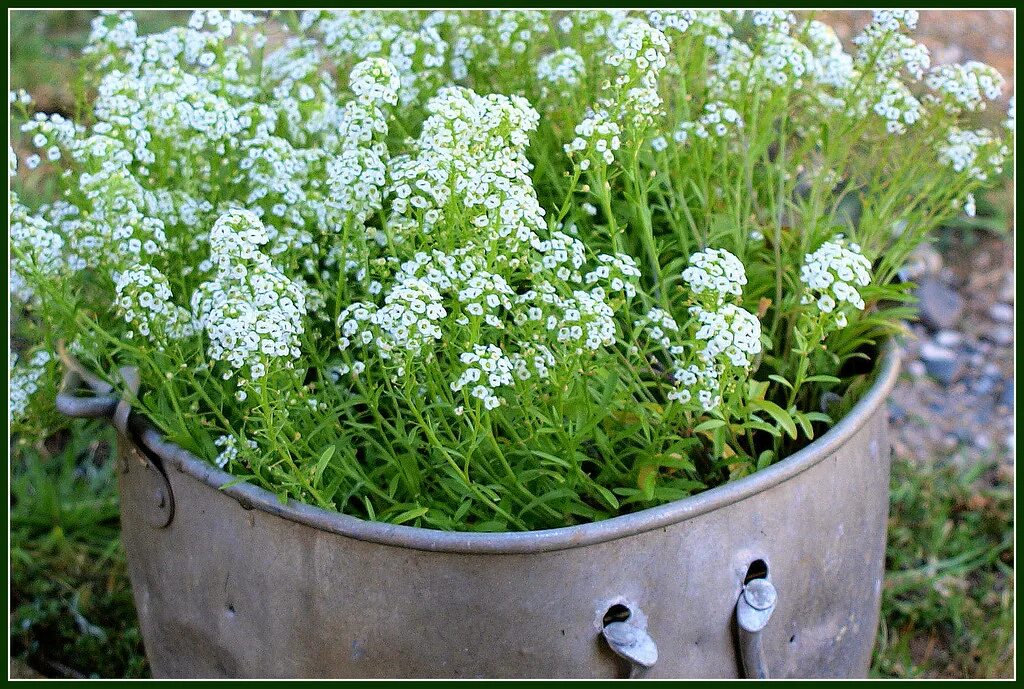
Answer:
999 381 1014 410
901 245 943 281
916 278 964 331
972 376 996 396
888 402 907 422
940 434 958 451
975 434 992 451
984 326 1013 347
998 272 1015 303
934 330 962 348
907 359 927 378
988 303 1013 324
919 342 963 386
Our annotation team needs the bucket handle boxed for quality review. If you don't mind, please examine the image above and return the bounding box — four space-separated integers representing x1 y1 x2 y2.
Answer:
54 342 120 421
601 604 658 678
55 345 175 528
735 577 778 679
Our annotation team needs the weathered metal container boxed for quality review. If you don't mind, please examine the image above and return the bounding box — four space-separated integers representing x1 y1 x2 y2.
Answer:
57 348 900 679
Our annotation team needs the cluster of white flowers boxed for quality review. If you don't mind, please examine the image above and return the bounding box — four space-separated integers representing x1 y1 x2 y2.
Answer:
566 18 670 168
115 264 195 343
754 31 817 89
799 235 873 329
853 14 930 82
937 128 1010 181
926 61 1006 113
633 249 760 412
192 209 307 384
324 58 401 230
564 110 622 169
800 20 854 89
681 247 748 305
673 101 744 144
338 276 446 362
584 253 642 299
536 47 586 101
9 193 65 302
213 435 259 469
389 86 544 256
449 344 517 410
303 10 448 106
690 302 763 370
646 9 732 42
9 350 52 422
872 79 923 134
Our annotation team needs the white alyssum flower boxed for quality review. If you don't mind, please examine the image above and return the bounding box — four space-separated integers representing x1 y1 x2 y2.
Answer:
214 435 259 468
682 247 747 306
690 303 762 369
115 264 195 343
937 128 1010 181
192 209 307 382
536 47 586 103
9 350 53 422
674 101 743 143
9 194 65 303
927 61 1006 113
799 236 873 323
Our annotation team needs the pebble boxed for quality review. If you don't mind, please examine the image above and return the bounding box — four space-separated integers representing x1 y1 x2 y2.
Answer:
986 326 1013 347
934 330 962 348
999 381 1014 410
919 342 963 385
901 245 943 280
916 278 964 330
998 271 1015 303
972 376 997 396
988 302 1013 323
907 359 927 378
888 402 907 422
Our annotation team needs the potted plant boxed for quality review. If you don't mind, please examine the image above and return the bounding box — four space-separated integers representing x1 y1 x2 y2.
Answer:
11 9 1012 678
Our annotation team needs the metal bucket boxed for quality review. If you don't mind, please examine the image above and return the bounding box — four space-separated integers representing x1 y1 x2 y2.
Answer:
56 348 900 679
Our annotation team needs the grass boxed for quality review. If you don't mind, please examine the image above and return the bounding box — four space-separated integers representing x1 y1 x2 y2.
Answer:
7 9 1015 679
872 456 1014 678
10 422 149 678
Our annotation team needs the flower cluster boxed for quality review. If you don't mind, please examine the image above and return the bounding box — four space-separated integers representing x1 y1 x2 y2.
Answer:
8 10 1012 531
536 47 586 101
115 264 195 343
926 61 1006 113
673 101 744 144
799 236 873 329
564 110 621 169
9 350 52 422
214 434 259 469
192 209 307 385
938 128 1010 181
681 247 748 306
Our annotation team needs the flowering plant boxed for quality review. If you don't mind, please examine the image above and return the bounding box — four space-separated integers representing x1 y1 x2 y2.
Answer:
9 10 1013 531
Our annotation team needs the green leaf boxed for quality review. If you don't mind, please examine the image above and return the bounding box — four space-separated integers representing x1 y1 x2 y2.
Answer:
593 484 620 511
312 445 336 483
391 507 429 525
694 418 727 432
750 399 798 440
804 374 841 384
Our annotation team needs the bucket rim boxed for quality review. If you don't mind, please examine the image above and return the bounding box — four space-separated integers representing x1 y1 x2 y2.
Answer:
74 345 900 554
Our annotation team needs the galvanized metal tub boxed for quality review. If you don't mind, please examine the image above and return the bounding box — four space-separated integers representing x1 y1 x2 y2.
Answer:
56 347 900 679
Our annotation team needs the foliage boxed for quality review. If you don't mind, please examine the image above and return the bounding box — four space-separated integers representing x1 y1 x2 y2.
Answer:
8 10 1014 532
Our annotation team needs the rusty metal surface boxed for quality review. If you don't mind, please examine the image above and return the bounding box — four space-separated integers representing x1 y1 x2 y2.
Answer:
59 348 899 678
